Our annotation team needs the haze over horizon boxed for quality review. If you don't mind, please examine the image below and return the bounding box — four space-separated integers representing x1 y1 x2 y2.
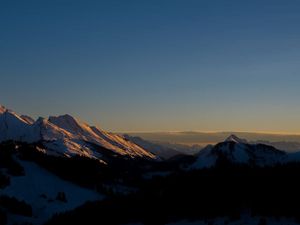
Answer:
1 0 300 133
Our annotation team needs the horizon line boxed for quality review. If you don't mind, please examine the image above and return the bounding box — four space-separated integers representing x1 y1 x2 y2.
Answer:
115 130 300 136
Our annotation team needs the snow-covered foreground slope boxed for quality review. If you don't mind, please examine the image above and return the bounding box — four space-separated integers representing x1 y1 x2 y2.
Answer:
190 135 300 169
2 159 103 225
0 105 156 161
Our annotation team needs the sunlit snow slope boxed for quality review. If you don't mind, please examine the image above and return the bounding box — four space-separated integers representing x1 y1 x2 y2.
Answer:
0 105 156 161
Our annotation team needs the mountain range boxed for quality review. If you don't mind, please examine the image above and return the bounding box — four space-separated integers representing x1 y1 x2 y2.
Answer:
2 104 300 169
2 104 300 168
127 131 300 152
0 105 156 162
3 105 300 225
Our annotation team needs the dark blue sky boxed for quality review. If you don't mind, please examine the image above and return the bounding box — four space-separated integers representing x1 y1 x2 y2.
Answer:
1 0 300 132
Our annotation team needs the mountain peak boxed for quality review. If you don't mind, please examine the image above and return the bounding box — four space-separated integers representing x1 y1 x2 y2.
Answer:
1 108 31 124
0 105 7 114
57 114 76 120
48 114 86 136
225 134 248 144
49 114 80 124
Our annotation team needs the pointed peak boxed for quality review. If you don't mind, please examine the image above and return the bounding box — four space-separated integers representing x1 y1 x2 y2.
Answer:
48 114 87 135
1 108 22 118
0 105 6 113
59 114 76 119
49 114 79 123
48 114 84 127
0 108 34 130
0 105 14 114
0 106 33 125
225 134 248 144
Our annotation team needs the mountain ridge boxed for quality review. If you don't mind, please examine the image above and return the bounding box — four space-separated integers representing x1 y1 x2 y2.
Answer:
0 104 156 162
191 134 300 169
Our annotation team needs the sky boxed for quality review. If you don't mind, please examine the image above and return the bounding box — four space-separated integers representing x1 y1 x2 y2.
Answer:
1 0 300 133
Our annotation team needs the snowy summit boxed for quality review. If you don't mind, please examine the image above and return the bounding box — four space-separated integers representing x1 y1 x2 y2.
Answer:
191 135 288 169
225 134 248 144
0 104 156 162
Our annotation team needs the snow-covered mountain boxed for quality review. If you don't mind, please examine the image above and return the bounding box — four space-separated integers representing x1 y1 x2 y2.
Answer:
0 109 39 143
0 105 156 161
191 135 289 169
